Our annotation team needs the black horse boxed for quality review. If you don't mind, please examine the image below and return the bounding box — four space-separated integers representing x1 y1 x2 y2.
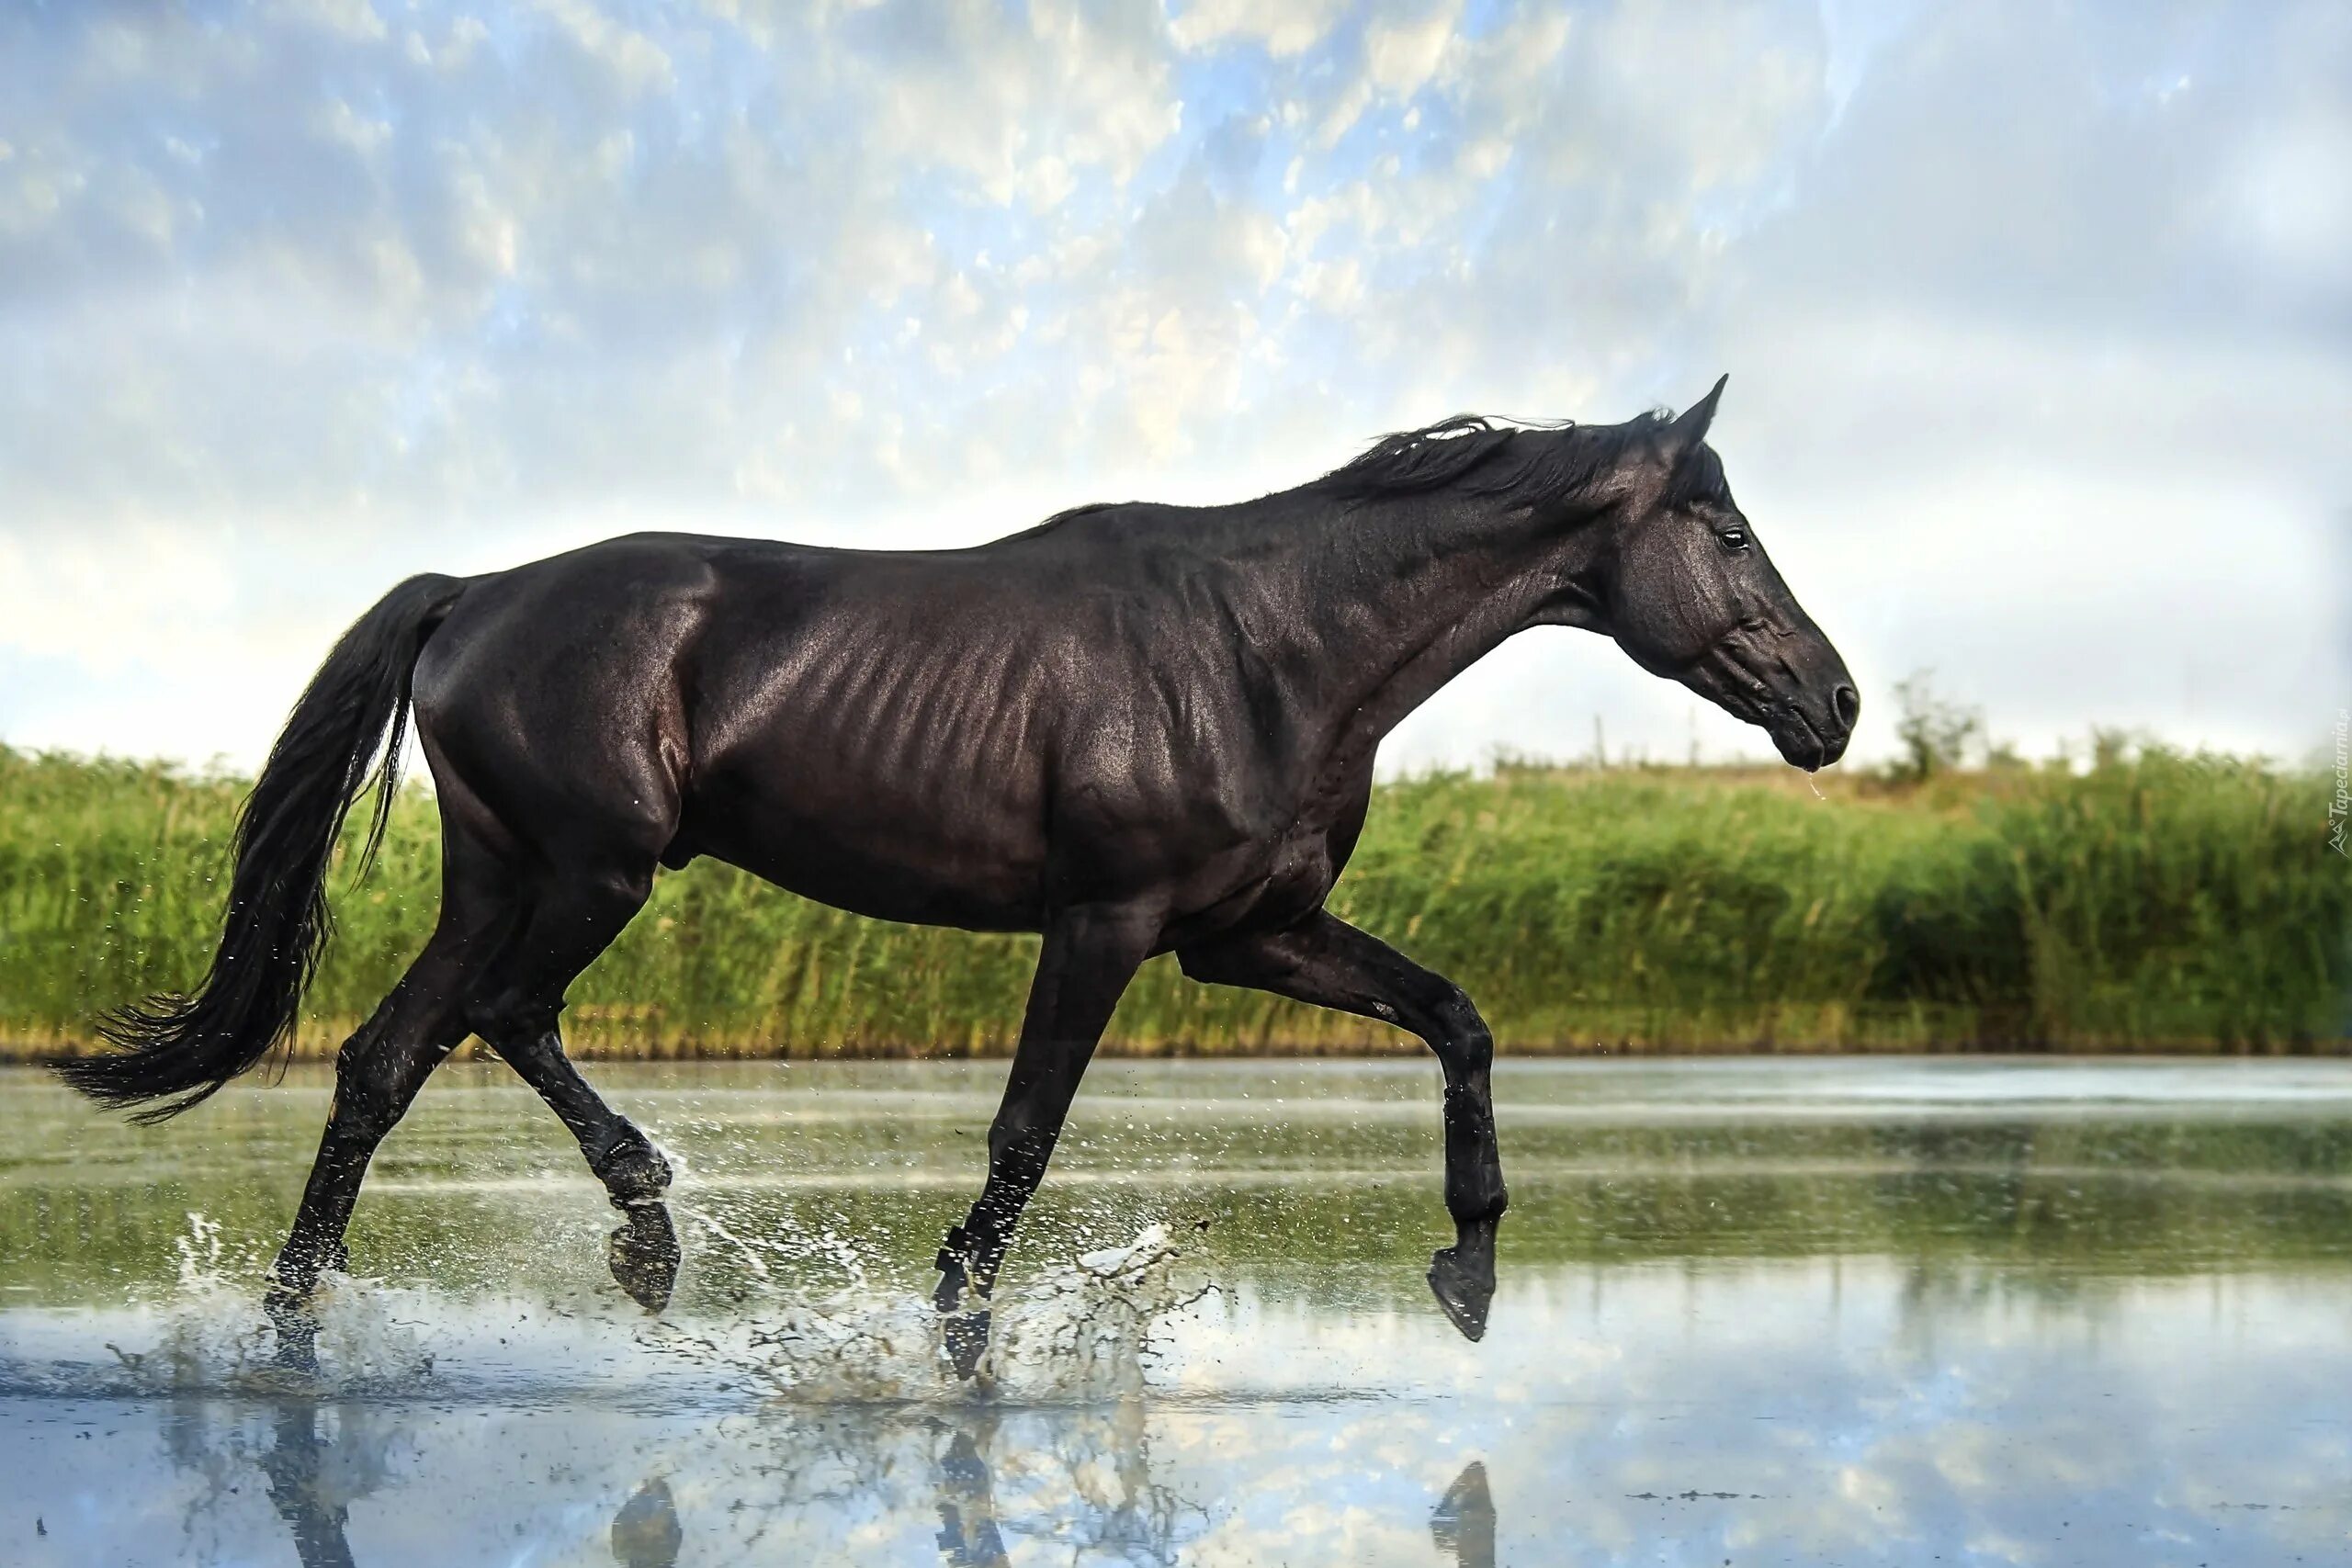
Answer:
58 378 1855 1372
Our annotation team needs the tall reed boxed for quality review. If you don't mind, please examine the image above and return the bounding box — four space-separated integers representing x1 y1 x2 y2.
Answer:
5 744 2344 1057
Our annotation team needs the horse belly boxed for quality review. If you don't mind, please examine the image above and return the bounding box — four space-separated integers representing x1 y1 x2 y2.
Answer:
685 781 1046 932
678 661 1052 932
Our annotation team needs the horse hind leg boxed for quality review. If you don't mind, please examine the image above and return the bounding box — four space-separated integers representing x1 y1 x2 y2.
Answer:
465 856 680 1312
266 925 478 1370
492 1028 680 1313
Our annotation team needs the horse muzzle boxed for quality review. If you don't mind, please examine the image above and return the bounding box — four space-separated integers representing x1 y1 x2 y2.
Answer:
1678 632 1859 772
1763 688 1857 771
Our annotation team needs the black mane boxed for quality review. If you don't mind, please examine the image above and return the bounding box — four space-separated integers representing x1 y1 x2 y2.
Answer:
1007 408 1721 543
1315 411 1697 508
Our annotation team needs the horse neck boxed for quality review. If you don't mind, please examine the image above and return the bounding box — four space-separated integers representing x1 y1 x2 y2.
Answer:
1224 486 1600 793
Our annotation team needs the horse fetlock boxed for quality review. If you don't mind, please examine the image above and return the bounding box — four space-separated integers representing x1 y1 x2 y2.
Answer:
264 1291 325 1376
1445 1182 1509 1226
934 1190 1018 1379
933 1224 1004 1314
592 1127 673 1208
941 1306 994 1381
263 1237 347 1374
267 1235 349 1297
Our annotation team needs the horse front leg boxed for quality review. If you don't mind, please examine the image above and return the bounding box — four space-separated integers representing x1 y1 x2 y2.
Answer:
1181 908 1510 1340
935 899 1160 1378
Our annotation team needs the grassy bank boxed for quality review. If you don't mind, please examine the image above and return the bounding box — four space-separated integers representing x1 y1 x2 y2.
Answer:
4 743 2346 1057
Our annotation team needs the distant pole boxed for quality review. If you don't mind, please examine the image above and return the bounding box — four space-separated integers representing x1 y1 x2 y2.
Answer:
1592 715 1606 771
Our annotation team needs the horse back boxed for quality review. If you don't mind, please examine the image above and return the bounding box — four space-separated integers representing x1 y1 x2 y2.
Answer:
411 528 1338 935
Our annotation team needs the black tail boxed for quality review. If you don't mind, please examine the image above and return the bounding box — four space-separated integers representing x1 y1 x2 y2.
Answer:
54 574 468 1122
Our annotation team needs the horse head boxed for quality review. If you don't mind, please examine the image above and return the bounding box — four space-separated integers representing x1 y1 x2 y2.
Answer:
1588 378 1859 770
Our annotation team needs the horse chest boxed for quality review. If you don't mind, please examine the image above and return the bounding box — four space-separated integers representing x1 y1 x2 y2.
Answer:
1248 775 1374 923
1204 826 1345 936
1268 831 1342 908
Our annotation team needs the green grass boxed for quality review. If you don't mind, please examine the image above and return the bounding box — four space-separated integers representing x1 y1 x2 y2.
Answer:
3 743 2346 1057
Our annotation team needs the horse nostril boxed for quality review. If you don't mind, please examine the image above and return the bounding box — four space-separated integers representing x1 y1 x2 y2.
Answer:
1831 684 1860 729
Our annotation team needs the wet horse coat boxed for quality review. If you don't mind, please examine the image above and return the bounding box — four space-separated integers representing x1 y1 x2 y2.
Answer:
60 380 1857 1372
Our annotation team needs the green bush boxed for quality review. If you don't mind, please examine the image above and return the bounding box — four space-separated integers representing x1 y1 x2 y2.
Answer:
4 743 2345 1057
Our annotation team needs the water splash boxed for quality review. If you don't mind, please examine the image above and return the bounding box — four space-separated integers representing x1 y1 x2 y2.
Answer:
989 1223 1215 1399
10 1202 1220 1409
172 1211 230 1292
30 1213 441 1399
638 1218 1217 1405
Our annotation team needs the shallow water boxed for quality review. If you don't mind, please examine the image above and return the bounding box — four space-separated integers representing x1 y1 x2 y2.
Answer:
3 1055 2350 1566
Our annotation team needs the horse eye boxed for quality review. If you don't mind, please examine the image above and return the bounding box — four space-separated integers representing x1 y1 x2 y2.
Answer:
1717 527 1749 553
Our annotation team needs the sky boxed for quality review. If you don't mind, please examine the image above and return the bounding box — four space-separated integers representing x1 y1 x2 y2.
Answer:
1 0 2346 775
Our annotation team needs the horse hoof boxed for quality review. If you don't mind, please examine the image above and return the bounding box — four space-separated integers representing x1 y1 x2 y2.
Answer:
263 1287 324 1376
608 1202 681 1313
941 1309 992 1381
267 1330 322 1377
1426 1245 1494 1343
261 1238 347 1373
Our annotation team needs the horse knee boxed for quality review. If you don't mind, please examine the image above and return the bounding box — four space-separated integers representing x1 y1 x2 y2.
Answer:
1429 988 1493 1074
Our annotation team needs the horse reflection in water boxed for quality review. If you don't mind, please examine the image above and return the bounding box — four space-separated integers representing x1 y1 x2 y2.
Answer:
1430 1460 1498 1568
256 1404 370 1568
153 1399 401 1568
927 1401 1203 1567
167 1396 1223 1565
933 1421 1010 1568
58 380 1855 1375
608 1476 684 1568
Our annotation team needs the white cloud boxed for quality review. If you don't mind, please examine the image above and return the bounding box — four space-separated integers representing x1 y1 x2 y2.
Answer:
535 0 676 96
1168 0 1351 60
312 96 393 158
1364 1 1459 96
0 0 2344 771
2220 107 2352 290
439 16 491 72
266 0 387 43
858 0 1183 209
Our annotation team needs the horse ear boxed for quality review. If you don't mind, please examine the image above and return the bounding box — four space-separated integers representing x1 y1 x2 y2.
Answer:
1662 374 1728 457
